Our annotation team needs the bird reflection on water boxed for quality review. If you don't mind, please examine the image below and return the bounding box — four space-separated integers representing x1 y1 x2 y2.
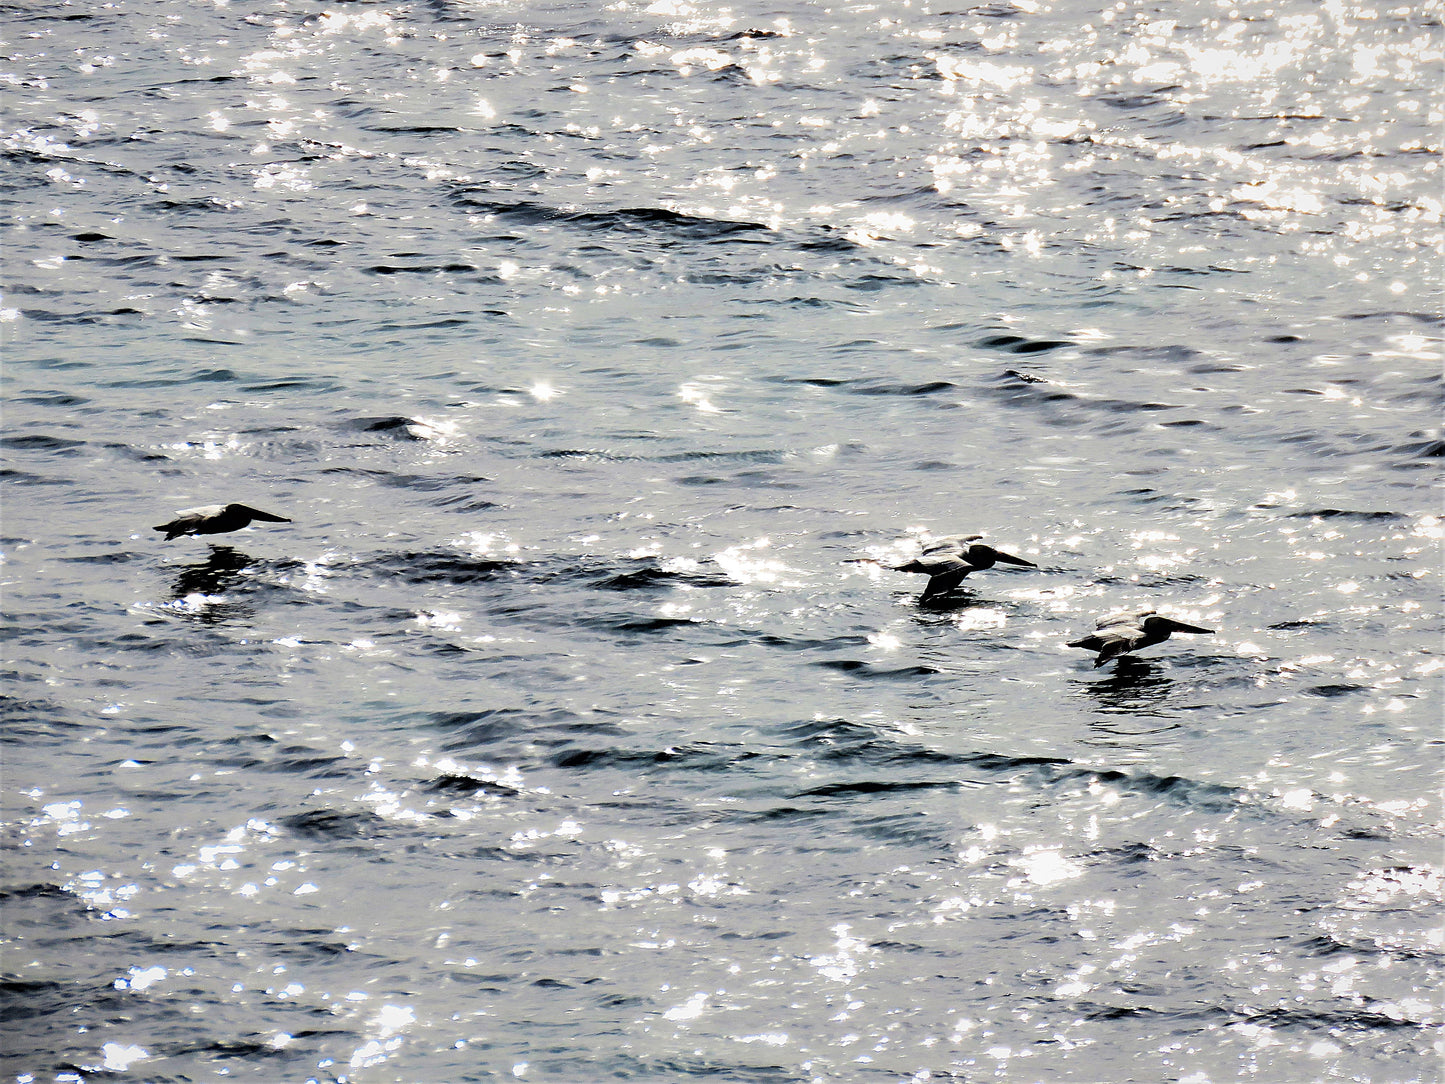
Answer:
1074 659 1189 752
166 546 258 625
1080 657 1175 709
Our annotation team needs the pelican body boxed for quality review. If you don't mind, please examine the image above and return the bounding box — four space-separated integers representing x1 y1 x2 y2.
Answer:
154 503 291 541
892 534 1037 601
1068 610 1213 667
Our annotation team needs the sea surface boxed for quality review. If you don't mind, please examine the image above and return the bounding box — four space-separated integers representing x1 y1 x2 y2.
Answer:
1 0 1441 1081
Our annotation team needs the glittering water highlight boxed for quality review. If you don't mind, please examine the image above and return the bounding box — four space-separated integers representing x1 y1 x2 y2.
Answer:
2 0 1441 1081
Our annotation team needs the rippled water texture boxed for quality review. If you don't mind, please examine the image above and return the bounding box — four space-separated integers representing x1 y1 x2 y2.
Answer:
3 0 1442 1081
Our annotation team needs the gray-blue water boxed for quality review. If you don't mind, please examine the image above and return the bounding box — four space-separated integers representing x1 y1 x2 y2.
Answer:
2 1 1442 1080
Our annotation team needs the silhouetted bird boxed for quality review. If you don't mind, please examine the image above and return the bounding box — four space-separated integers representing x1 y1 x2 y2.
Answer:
891 534 1037 601
153 503 291 541
1068 610 1213 667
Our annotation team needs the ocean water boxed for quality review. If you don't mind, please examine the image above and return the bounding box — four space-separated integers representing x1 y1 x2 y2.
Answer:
2 0 1441 1081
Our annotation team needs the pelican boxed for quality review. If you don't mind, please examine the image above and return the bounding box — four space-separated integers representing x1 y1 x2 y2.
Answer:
891 534 1038 601
153 503 291 541
1068 610 1213 667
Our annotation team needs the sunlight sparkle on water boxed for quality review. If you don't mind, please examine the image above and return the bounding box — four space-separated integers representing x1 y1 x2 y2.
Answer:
1010 848 1084 887
98 1043 149 1072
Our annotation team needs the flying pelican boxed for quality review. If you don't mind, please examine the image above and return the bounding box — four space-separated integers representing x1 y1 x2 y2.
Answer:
1068 610 1213 667
153 503 291 541
890 534 1038 601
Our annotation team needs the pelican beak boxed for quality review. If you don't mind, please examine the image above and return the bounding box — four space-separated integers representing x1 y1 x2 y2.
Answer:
246 508 291 523
994 550 1037 568
1163 619 1212 634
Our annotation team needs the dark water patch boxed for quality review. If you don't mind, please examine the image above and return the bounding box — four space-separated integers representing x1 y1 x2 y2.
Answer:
0 468 68 485
320 468 492 493
549 742 770 773
628 1055 805 1083
775 718 962 769
794 779 965 799
845 809 974 847
767 375 850 388
239 376 346 394
0 882 80 904
775 719 1251 810
844 271 931 291
58 550 142 564
425 773 521 798
1241 1005 1433 1032
1 433 86 452
1271 426 1422 462
279 807 389 840
0 693 90 743
1340 310 1443 326
1299 931 1437 964
571 206 769 241
1078 1000 1180 1023
10 390 91 406
188 367 238 382
535 447 633 461
983 370 1179 420
423 705 628 750
338 415 433 440
176 1037 319 1065
1397 437 1444 460
739 803 849 825
1000 367 1047 383
1286 508 1405 520
1087 343 1207 364
370 550 520 586
0 975 96 1028
746 370 955 396
1084 840 1167 865
16 305 148 325
747 294 870 311
675 469 797 489
978 334 1074 354
655 448 787 464
371 317 474 333
1082 766 1246 811
431 492 501 512
574 612 699 634
847 378 956 396
1305 683 1370 698
813 658 941 679
581 558 733 592
0 976 134 1067
364 261 479 275
748 632 874 653
260 746 353 778
449 189 770 242
1115 488 1215 513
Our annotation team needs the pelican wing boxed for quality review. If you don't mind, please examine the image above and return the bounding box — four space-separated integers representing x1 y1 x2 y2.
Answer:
153 506 224 539
920 558 976 600
921 534 982 555
1095 610 1151 630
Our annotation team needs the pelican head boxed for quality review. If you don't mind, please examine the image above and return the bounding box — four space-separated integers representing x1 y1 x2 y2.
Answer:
962 543 1038 570
1138 613 1213 636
